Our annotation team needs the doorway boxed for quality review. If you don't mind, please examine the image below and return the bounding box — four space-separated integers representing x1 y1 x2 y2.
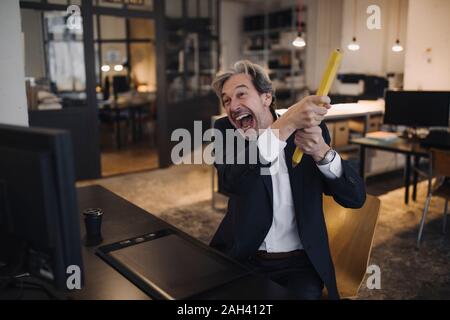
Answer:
93 9 159 177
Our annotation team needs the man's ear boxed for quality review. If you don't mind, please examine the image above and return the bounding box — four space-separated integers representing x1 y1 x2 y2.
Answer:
262 93 273 108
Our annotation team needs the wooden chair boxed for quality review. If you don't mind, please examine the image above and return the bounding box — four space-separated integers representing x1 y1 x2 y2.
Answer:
417 148 450 248
323 194 381 298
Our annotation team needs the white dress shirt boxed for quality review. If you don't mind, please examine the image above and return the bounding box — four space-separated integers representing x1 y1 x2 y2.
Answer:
256 128 343 253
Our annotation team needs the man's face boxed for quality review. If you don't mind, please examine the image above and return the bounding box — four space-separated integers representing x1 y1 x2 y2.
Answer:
221 74 272 136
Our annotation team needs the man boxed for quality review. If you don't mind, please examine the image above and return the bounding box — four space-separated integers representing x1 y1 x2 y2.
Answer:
210 60 366 300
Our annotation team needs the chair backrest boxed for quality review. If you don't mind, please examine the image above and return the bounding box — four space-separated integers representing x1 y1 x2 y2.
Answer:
112 75 130 98
431 148 450 178
323 194 381 298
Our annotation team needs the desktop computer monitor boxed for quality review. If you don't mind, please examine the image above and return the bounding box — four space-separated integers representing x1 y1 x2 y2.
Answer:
384 90 450 127
0 124 84 292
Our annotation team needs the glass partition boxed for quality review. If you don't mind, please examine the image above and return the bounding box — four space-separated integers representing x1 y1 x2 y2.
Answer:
21 7 87 110
93 15 155 100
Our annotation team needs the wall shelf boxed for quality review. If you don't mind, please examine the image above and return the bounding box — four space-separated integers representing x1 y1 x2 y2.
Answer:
241 6 308 108
165 2 220 104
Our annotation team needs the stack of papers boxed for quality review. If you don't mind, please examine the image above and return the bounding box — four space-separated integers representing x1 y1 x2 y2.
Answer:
365 131 399 142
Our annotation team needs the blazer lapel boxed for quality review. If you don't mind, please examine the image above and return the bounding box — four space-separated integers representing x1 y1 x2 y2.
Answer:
247 138 273 206
261 170 273 207
285 135 305 219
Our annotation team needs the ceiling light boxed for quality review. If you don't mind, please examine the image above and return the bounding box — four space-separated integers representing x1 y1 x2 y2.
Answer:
392 39 403 52
348 37 360 51
101 65 110 72
292 34 306 48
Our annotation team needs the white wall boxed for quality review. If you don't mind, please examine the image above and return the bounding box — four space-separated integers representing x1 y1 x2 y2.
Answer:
339 0 408 76
220 0 247 71
306 0 343 91
384 0 408 74
404 0 450 90
0 0 28 126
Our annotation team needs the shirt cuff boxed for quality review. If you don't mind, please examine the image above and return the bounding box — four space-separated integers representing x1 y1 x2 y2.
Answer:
317 152 343 179
257 128 287 163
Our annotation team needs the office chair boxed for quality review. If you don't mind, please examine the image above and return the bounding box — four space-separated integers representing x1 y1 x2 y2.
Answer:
99 76 132 149
417 148 450 248
323 194 381 298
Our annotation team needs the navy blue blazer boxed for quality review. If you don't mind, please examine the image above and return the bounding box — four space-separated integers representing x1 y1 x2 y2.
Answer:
210 116 366 300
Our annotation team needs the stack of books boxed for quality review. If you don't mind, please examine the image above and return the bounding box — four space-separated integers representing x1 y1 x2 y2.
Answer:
365 131 399 142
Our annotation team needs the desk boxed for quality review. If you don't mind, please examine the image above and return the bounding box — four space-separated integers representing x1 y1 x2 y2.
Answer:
211 101 385 127
350 137 428 205
274 101 384 123
69 185 293 300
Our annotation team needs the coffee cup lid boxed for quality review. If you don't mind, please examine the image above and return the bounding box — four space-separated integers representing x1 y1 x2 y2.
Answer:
83 208 103 217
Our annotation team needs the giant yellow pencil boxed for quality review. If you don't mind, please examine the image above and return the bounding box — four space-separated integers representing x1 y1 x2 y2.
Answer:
291 48 343 168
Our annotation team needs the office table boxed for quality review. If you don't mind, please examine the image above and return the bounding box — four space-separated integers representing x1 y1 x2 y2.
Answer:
210 101 385 138
350 137 429 205
275 101 384 122
68 185 293 300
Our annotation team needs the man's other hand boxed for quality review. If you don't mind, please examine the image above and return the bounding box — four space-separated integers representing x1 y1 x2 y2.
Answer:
294 126 331 162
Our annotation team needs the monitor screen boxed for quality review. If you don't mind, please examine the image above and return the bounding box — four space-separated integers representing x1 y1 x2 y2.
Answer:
384 90 450 127
112 75 130 96
0 124 84 291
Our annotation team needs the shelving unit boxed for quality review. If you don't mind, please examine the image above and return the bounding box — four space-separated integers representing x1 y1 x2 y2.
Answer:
241 5 308 108
165 1 220 104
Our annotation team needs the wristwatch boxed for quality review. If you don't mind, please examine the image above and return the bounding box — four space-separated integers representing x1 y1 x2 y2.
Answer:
316 148 337 165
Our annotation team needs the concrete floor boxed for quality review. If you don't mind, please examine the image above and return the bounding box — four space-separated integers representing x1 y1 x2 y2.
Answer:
100 142 159 177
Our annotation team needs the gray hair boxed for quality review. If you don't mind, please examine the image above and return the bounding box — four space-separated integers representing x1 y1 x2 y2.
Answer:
212 60 276 111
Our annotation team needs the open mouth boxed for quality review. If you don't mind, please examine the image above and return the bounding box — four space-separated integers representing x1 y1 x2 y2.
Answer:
234 112 255 131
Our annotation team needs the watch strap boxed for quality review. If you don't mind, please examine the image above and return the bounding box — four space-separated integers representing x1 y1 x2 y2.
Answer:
317 148 336 165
